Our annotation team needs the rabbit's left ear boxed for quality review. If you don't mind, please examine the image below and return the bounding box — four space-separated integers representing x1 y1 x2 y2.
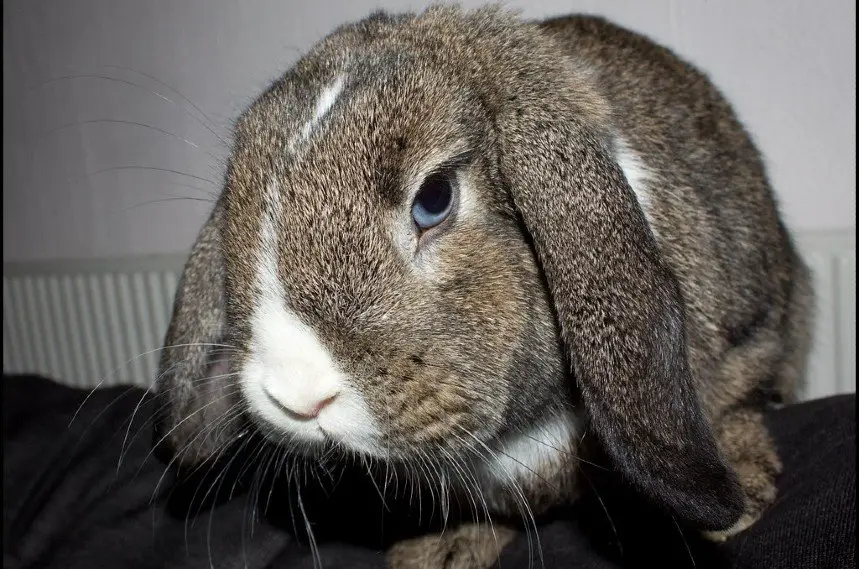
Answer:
497 110 744 531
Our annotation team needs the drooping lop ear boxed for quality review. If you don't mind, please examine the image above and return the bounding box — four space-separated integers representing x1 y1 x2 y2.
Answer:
152 197 246 470
498 112 744 530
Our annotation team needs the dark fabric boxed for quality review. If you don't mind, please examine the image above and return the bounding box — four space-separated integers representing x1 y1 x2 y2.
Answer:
2 374 855 569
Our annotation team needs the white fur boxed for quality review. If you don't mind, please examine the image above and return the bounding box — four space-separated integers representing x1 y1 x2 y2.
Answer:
479 411 580 486
240 180 381 454
615 140 658 239
288 74 346 152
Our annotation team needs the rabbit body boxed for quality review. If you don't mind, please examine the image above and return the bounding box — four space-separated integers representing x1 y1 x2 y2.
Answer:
153 6 814 568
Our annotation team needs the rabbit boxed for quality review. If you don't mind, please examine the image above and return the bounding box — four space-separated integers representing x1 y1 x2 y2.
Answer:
151 5 814 568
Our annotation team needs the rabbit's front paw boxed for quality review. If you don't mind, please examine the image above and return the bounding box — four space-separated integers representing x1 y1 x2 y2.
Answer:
704 407 780 542
387 523 516 569
700 512 758 542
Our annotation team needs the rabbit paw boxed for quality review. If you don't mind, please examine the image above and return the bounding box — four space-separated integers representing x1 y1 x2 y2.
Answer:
700 512 758 542
705 407 779 542
387 523 516 569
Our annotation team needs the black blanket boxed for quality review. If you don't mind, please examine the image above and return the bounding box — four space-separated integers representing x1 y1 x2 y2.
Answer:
2 375 855 569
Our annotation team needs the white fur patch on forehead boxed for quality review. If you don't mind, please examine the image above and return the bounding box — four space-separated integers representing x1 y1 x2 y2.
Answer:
614 139 658 240
288 74 347 153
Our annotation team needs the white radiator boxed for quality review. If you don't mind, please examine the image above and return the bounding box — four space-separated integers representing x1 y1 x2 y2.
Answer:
3 255 185 389
3 230 856 399
798 231 856 399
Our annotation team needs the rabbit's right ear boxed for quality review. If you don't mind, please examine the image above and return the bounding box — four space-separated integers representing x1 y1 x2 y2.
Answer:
496 103 744 530
152 197 245 469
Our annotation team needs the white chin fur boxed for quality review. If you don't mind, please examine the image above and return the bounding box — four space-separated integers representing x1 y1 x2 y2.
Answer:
478 411 581 487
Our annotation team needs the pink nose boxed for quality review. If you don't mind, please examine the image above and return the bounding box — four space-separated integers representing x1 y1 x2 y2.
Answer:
286 394 338 419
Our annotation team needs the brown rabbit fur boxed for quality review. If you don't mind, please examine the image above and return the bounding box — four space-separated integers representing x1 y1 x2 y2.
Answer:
152 5 814 568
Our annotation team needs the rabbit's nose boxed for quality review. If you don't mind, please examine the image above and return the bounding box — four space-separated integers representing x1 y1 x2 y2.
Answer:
263 382 340 420
288 393 339 419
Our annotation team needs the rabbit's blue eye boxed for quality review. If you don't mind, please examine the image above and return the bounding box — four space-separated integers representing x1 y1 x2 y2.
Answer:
412 173 454 231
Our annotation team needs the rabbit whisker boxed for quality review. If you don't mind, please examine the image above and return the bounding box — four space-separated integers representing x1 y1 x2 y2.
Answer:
456 425 544 569
101 64 230 146
38 119 223 162
35 72 229 148
84 165 218 187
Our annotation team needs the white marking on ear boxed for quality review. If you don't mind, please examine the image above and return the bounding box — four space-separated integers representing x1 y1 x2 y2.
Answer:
480 411 580 486
614 139 658 239
240 179 381 453
288 74 346 152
